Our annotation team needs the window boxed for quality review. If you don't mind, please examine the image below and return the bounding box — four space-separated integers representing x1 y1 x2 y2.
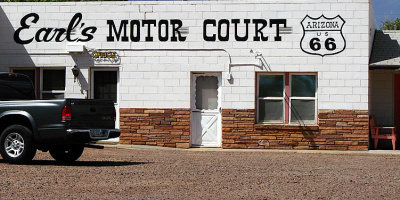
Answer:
258 74 285 123
93 70 117 103
195 76 218 110
41 69 65 100
257 73 317 124
11 68 66 100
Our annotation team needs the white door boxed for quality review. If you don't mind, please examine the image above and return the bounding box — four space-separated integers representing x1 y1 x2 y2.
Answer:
191 73 222 147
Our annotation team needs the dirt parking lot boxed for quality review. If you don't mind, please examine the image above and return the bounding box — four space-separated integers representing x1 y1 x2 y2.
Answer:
0 146 399 199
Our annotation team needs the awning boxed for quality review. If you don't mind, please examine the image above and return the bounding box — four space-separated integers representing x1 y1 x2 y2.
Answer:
369 30 400 70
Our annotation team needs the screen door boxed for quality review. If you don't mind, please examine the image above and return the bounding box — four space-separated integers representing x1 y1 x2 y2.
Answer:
191 73 222 147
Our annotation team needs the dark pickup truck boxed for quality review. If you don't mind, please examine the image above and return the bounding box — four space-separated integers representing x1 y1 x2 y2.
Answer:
0 72 120 163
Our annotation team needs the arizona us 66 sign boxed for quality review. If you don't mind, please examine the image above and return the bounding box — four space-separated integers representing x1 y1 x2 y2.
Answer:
300 15 346 57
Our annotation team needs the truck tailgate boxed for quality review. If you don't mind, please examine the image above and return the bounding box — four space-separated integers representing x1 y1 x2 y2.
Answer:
69 99 115 129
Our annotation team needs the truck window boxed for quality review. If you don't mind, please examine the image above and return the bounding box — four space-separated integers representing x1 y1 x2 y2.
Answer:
12 69 36 91
0 73 35 100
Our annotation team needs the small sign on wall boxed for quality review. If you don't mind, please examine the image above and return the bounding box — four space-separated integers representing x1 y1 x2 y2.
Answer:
88 49 121 65
300 15 346 57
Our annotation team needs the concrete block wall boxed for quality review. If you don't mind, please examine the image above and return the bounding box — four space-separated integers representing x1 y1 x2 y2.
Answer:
0 0 373 111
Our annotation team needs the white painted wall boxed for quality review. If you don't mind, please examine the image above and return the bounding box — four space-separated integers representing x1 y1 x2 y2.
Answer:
0 0 373 110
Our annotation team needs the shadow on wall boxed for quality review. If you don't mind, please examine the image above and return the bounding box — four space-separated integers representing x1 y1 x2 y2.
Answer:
370 30 400 66
70 51 95 96
0 7 35 68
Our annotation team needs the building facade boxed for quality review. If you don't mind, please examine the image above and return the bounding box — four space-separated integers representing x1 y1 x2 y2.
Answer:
0 0 375 150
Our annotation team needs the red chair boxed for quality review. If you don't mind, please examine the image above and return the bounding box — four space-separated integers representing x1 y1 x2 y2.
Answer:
370 116 397 150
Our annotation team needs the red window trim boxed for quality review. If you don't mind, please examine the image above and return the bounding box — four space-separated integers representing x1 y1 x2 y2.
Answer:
284 73 290 124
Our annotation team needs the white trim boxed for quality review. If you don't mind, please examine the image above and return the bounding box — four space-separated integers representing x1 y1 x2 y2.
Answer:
289 73 317 125
40 67 66 99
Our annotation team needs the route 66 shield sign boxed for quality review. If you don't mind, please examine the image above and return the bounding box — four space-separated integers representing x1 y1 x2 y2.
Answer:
300 15 346 56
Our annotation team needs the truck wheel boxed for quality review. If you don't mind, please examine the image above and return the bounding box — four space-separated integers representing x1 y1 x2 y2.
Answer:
0 125 36 164
49 144 84 163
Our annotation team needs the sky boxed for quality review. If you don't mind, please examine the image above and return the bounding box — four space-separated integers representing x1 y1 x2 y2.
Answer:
372 0 400 28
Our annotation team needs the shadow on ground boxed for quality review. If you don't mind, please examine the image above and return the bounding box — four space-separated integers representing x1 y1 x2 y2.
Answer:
0 159 152 167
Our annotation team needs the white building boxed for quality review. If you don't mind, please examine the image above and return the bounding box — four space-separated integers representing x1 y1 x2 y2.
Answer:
0 0 376 150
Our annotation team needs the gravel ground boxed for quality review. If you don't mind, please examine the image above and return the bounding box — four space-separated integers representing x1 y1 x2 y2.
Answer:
0 147 399 199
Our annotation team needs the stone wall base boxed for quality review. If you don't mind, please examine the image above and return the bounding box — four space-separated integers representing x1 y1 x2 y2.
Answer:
119 108 369 150
222 109 369 150
119 108 191 148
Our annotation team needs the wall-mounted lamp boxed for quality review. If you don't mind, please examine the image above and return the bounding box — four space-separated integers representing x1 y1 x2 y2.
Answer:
71 65 80 82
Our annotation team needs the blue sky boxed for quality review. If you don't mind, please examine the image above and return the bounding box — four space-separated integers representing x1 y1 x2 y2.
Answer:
372 0 400 27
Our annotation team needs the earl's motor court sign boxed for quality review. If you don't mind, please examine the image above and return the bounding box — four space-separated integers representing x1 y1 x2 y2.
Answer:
13 12 346 57
13 13 288 44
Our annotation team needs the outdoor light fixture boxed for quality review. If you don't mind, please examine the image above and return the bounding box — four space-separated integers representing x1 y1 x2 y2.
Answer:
71 65 80 82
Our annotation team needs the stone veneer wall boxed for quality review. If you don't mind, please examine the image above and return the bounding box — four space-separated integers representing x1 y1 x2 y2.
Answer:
120 108 369 150
119 108 191 148
222 109 369 150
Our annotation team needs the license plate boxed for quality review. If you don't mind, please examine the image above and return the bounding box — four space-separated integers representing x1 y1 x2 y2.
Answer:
90 129 109 139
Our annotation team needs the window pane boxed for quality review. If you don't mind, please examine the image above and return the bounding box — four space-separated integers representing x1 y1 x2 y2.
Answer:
43 69 65 91
94 71 117 103
259 100 283 123
290 99 315 124
42 93 64 100
291 75 316 97
195 76 218 110
259 75 284 97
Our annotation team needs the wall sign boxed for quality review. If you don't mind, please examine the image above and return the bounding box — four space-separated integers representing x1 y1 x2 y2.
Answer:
14 13 96 45
13 13 288 45
88 49 121 65
300 15 346 56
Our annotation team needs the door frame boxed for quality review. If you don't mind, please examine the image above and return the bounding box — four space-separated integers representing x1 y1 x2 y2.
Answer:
190 72 222 147
90 67 120 130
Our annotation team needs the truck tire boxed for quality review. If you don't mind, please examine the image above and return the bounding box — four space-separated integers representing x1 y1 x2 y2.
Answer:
49 144 84 163
0 125 36 164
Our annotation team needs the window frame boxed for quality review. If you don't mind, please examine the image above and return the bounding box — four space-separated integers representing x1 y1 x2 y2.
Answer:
40 68 66 100
256 73 286 124
257 72 318 125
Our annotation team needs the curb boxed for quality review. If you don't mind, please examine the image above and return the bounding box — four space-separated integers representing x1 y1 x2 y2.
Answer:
101 144 400 155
